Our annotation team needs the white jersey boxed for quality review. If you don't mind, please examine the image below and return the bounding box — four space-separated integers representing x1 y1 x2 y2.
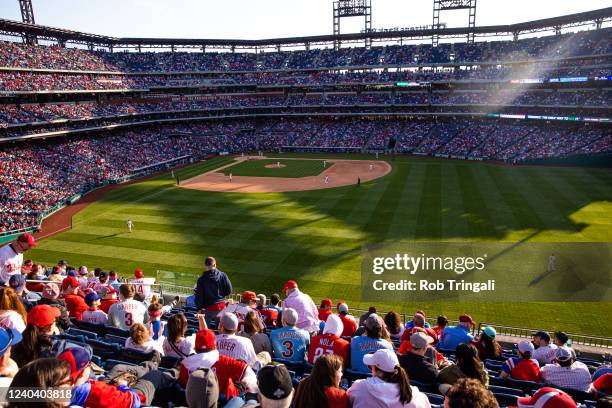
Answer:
0 244 23 283
78 276 89 291
81 309 108 326
163 334 196 358
108 299 148 330
131 278 155 302
215 333 258 368
223 303 266 329
127 220 133 228
85 277 99 290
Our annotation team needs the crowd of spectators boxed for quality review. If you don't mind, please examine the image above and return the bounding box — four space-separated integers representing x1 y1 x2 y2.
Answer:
1 28 609 73
0 64 610 92
1 89 609 131
0 248 609 407
1 118 610 231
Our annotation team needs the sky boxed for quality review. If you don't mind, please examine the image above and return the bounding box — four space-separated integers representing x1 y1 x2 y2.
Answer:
0 0 609 39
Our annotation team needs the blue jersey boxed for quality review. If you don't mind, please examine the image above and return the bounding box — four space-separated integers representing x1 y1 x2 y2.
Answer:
270 326 310 363
350 336 393 373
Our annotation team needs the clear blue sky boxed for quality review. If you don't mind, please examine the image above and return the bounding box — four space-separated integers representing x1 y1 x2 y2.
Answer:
0 0 609 39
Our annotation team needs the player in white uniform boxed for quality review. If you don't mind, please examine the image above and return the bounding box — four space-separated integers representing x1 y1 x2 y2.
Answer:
81 292 108 325
108 284 148 330
0 233 37 283
127 219 134 233
369 163 373 171
229 173 233 182
324 176 329 184
547 253 556 272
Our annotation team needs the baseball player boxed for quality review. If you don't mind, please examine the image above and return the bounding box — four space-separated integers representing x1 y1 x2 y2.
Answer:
127 219 134 233
547 253 556 272
323 160 327 168
324 176 329 184
277 161 281 168
229 173 233 182
369 163 373 171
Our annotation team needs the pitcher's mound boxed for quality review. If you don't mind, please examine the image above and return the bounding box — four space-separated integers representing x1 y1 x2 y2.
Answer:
180 157 391 193
265 164 287 169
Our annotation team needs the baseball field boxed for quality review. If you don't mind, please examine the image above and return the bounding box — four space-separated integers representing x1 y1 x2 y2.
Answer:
28 153 612 336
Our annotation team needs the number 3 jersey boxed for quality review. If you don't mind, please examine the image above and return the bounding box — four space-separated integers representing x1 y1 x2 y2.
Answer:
108 299 148 330
270 326 311 363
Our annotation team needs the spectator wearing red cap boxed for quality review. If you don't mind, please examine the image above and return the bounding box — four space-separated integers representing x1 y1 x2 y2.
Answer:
11 304 61 367
179 328 258 402
281 280 319 335
131 268 154 303
216 312 258 369
195 256 233 324
61 276 88 320
308 315 350 367
224 291 265 330
439 314 475 351
0 233 36 283
37 282 70 330
516 387 577 408
99 285 119 314
500 340 542 382
318 298 333 322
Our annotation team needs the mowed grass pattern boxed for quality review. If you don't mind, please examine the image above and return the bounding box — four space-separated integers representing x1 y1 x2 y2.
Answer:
28 154 612 336
220 158 328 178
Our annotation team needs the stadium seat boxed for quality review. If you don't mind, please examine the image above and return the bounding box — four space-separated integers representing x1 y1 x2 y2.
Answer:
105 326 130 337
424 393 445 405
104 359 136 371
488 385 524 397
493 392 519 407
104 334 128 345
73 320 107 337
85 338 121 360
490 376 541 393
160 355 181 369
344 368 371 381
553 386 594 402
120 348 160 365
66 327 98 340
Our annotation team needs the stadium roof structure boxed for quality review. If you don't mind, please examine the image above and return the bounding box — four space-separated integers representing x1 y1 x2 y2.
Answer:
0 7 611 51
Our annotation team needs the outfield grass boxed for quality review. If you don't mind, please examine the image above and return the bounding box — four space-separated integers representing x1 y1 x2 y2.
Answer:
28 154 612 336
220 158 328 178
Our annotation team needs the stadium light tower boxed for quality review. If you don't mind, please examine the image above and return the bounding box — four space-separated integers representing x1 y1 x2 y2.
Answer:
18 0 37 45
432 0 477 46
333 0 372 49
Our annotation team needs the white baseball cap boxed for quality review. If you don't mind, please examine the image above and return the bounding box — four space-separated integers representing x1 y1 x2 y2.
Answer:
363 349 399 373
518 340 535 354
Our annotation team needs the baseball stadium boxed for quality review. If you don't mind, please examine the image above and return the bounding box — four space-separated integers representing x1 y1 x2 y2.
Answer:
0 1 611 407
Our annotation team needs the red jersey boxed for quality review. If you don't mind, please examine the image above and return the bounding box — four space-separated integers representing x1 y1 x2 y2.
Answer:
259 307 278 328
325 387 350 408
308 334 350 366
100 298 119 314
593 373 612 395
502 357 541 382
179 353 249 399
318 308 332 322
338 315 357 337
63 294 88 320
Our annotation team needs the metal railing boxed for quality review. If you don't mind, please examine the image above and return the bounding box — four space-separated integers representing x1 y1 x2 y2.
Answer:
477 322 612 349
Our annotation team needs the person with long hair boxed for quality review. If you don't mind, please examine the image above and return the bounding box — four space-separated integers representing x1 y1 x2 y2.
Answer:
384 311 405 340
125 323 164 356
238 310 272 355
294 354 348 408
444 378 499 408
438 343 489 394
347 349 431 408
8 358 72 408
0 287 27 333
162 313 208 359
11 304 60 367
472 326 502 361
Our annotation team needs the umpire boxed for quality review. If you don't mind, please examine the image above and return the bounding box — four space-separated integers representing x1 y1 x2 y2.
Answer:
195 256 232 324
